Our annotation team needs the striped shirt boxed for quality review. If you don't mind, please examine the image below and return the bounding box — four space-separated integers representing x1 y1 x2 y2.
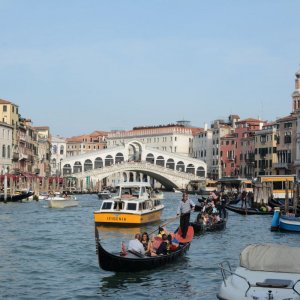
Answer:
177 198 195 215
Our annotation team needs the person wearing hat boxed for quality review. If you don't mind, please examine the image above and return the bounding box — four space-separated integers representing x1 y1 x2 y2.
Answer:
176 191 195 238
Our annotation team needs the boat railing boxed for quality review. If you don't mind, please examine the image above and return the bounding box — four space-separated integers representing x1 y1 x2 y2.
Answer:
219 261 300 297
219 261 251 296
293 280 300 296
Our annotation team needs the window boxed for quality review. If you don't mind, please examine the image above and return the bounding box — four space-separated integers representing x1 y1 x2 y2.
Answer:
127 203 137 211
3 105 7 112
2 145 6 158
101 202 112 210
284 134 291 144
52 145 57 154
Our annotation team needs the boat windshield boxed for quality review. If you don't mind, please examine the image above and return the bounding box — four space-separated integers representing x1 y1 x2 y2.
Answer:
127 203 137 211
101 202 112 210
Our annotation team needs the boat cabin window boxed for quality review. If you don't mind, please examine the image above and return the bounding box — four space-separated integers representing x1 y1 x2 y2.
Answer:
127 203 137 211
121 188 131 196
139 203 143 210
101 202 112 210
132 187 140 197
273 181 283 190
113 201 124 210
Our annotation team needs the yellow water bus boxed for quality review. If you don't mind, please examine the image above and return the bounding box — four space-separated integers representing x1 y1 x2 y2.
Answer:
258 175 296 199
94 182 164 226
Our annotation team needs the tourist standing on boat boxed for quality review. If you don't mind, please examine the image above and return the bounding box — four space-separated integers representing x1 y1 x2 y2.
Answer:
241 190 247 208
176 192 195 238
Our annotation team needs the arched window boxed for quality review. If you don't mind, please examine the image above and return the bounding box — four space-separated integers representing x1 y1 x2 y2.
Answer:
197 166 205 177
63 164 72 175
60 145 64 155
94 157 103 169
52 145 57 154
186 164 195 174
73 161 82 173
84 159 93 171
176 161 185 172
156 156 165 167
146 153 155 164
52 158 57 169
2 145 5 158
105 155 114 166
166 158 175 170
115 153 124 164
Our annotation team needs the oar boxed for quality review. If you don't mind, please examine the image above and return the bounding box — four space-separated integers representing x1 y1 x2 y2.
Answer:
148 215 180 235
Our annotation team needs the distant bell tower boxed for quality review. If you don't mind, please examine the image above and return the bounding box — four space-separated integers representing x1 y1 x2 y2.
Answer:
292 68 300 112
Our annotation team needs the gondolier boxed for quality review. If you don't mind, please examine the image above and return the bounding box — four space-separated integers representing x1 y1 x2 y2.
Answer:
176 191 195 238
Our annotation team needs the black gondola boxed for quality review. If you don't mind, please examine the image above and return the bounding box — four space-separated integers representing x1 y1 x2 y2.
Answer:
0 191 34 202
95 227 192 272
191 212 227 234
225 204 273 215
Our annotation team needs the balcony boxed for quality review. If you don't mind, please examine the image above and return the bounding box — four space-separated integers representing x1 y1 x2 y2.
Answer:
19 153 28 160
12 152 19 161
227 156 235 161
19 136 26 143
274 162 290 169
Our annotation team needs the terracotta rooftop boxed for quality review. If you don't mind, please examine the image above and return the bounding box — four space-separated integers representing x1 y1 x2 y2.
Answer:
236 118 264 124
276 113 297 122
0 98 13 105
33 126 50 130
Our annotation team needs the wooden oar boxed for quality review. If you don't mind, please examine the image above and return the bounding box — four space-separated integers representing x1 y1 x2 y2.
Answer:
148 215 180 235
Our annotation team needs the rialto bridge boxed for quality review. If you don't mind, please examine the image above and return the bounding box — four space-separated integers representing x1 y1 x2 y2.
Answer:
61 141 206 190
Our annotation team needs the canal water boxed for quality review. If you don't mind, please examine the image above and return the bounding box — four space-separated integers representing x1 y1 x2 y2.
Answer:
1 192 300 300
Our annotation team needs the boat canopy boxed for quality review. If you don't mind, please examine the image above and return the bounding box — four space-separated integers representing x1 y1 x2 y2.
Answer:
240 244 300 273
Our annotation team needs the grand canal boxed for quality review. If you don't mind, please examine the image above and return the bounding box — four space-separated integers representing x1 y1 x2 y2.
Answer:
1 192 300 300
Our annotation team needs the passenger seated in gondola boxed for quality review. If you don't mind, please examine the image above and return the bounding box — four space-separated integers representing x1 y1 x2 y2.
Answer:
167 233 179 251
203 213 210 226
151 234 169 256
196 212 204 223
141 232 150 253
128 233 145 255
211 213 221 224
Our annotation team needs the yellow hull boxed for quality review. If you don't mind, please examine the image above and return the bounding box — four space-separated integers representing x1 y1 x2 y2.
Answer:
94 209 163 226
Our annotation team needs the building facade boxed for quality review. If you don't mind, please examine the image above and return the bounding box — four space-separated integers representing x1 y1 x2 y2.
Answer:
0 99 19 158
66 131 108 157
0 122 13 174
51 136 67 176
254 123 278 176
106 123 197 157
192 125 213 176
34 126 51 177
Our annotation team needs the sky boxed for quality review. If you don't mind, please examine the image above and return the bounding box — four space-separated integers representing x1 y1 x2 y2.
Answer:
0 1 299 137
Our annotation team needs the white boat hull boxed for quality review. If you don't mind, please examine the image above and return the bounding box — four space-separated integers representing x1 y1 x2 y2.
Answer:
47 197 78 208
217 267 300 300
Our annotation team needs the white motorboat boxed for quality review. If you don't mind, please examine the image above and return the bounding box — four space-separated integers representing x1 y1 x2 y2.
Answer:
46 192 78 208
217 244 300 300
38 192 49 200
97 189 112 200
